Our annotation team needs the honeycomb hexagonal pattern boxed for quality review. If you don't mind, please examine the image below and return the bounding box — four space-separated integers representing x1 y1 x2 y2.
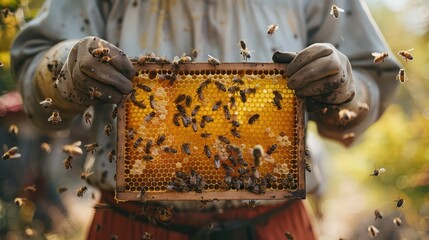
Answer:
116 63 305 201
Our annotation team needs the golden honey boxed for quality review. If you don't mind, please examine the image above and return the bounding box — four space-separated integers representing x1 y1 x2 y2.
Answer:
116 63 305 201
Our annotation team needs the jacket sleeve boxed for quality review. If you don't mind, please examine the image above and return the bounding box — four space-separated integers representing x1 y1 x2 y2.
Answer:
304 0 401 145
10 0 107 131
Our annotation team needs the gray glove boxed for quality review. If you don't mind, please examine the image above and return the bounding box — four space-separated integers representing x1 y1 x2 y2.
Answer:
56 36 135 106
273 43 355 109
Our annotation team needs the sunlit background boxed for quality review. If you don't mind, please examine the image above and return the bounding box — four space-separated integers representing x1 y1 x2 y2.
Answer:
0 0 428 239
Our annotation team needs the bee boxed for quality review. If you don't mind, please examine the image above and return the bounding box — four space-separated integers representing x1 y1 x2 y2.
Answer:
231 127 241 138
228 155 237 167
99 55 112 64
91 42 110 58
179 55 192 64
248 114 260 124
196 86 204 101
284 232 294 240
80 169 94 180
231 120 240 127
57 187 68 194
252 145 263 166
14 197 28 207
214 155 221 169
214 81 226 92
191 105 201 116
228 86 241 94
133 100 146 109
141 232 153 240
395 196 404 208
266 24 279 36
273 90 283 100
374 209 383 220
185 95 192 107
107 149 116 163
149 95 156 109
112 106 118 119
396 68 408 83
111 235 119 240
329 4 345 19
181 143 191 155
173 113 181 126
2 146 21 160
40 143 51 153
176 104 187 116
208 55 220 65
104 124 113 136
202 115 214 123
398 48 414 62
48 110 62 125
8 124 18 136
143 155 154 161
64 155 73 169
212 101 222 111
62 141 83 156
393 217 402 227
39 98 53 109
232 77 245 85
134 137 143 148
244 88 256 94
88 86 102 99
24 184 37 193
145 111 156 122
136 83 152 92
239 90 247 103
201 132 212 139
266 144 277 155
127 127 135 139
358 102 370 111
174 94 186 104
371 52 389 63
191 118 198 132
338 109 357 125
223 105 231 120
163 147 178 154
77 186 88 197
84 143 99 153
217 135 230 144
204 145 211 158
0 61 3 68
1 8 11 18
229 96 237 108
239 39 253 61
159 73 177 85
144 140 153 154
190 48 200 59
181 115 191 127
273 97 282 110
370 167 386 177
199 78 212 89
84 109 93 125
156 134 166 145
243 200 261 208
367 225 380 238
305 160 312 172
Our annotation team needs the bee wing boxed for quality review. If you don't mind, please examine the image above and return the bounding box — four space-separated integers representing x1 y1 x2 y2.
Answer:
39 100 46 104
3 144 8 153
10 153 21 159
48 115 54 122
379 168 386 173
337 7 345 12
406 48 414 52
72 141 82 147
329 7 334 15
371 52 381 57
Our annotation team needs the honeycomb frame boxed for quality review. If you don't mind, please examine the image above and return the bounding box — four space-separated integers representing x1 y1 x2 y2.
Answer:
116 62 305 201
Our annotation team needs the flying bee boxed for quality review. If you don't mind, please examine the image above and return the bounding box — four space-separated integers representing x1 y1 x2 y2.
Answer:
305 160 312 172
266 24 279 36
398 48 414 62
374 209 383 220
252 145 263 167
368 225 380 238
201 132 212 139
145 111 156 122
156 134 166 145
191 118 198 132
393 217 402 227
329 4 345 19
14 197 28 207
243 200 261 208
64 155 73 169
218 135 231 144
395 196 404 208
112 106 118 119
370 167 386 177
248 114 260 124
231 127 241 138
144 140 153 154
77 186 88 198
127 127 135 139
185 95 192 107
214 155 221 169
371 52 389 63
8 124 18 136
239 90 247 103
88 86 102 99
239 40 253 61
62 141 83 156
273 97 282 110
223 105 231 120
229 96 237 108
84 109 93 125
107 149 116 163
104 124 113 136
163 147 178 154
134 137 143 148
204 145 211 158
174 94 187 104
266 144 277 155
191 105 201 116
48 110 62 125
149 95 156 109
85 143 99 153
2 146 21 160
24 184 37 193
181 143 191 155
208 55 220 65
80 169 94 180
1 8 11 18
228 86 241 94
39 98 53 109
396 69 408 84
40 143 51 153
212 101 222 111
136 83 152 92
57 187 68 194
173 113 181 126
214 81 226 92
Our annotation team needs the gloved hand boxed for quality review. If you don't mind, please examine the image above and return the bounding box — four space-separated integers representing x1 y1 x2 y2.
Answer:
56 36 135 107
272 43 355 111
